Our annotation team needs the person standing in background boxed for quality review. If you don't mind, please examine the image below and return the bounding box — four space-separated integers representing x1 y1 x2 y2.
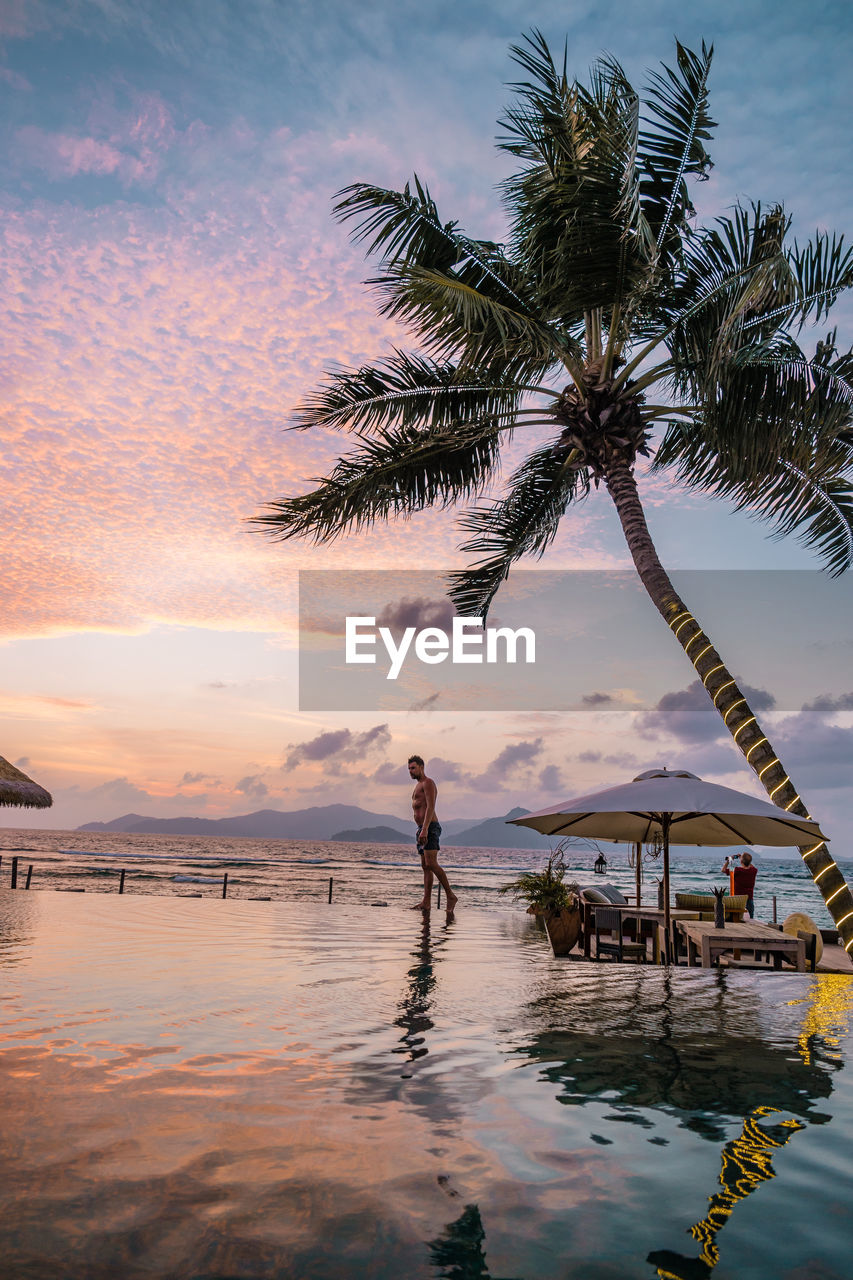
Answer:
722 851 757 918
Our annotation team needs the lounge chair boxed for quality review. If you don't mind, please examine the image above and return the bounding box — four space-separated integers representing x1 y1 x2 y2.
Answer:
578 884 631 957
593 906 647 963
579 883 629 907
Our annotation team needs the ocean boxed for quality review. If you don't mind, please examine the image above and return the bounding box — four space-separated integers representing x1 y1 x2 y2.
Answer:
0 827 845 928
1 889 851 1278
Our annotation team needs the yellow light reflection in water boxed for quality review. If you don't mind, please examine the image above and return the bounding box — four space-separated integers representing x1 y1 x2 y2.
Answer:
689 1107 804 1268
650 977 853 1280
786 974 853 1065
650 1107 804 1279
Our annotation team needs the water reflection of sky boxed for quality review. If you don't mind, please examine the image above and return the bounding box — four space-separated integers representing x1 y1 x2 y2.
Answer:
0 891 851 1279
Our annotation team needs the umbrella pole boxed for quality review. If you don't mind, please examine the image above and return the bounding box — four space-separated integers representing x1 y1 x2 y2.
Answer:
634 841 642 908
662 814 672 965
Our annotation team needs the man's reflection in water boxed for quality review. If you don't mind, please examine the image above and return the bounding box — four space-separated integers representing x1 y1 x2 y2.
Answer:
427 1204 522 1280
393 913 450 1064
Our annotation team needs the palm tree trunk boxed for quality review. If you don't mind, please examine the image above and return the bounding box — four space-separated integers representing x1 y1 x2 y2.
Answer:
604 455 853 952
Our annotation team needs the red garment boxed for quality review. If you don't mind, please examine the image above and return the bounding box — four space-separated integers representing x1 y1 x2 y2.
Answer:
732 864 757 897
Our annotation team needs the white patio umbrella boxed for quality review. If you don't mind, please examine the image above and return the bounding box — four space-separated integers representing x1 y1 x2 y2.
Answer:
509 768 828 955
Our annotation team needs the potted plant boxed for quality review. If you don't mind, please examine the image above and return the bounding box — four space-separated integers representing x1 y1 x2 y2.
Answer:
500 850 581 956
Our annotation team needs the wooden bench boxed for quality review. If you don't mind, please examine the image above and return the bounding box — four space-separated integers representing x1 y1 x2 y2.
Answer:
674 892 749 922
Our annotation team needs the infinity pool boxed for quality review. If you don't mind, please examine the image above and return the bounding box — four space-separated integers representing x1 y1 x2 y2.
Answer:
1 890 851 1279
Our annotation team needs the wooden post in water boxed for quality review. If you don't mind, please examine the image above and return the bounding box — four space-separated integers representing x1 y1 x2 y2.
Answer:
328 876 333 903
119 869 126 894
11 856 18 889
772 895 777 924
222 873 228 899
25 865 33 890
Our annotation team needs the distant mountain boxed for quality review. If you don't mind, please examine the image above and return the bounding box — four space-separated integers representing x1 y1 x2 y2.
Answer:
445 807 554 849
77 803 575 848
79 805 412 841
331 825 411 843
434 817 483 836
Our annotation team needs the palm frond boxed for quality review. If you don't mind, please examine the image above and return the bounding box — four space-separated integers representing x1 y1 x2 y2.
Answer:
499 33 650 324
638 41 715 254
761 462 853 575
660 434 853 575
659 334 853 462
730 342 853 408
653 204 796 398
374 264 579 373
291 351 539 433
503 28 566 109
334 179 529 311
256 417 506 544
335 176 580 376
744 231 853 331
447 443 590 616
334 177 458 269
654 334 853 572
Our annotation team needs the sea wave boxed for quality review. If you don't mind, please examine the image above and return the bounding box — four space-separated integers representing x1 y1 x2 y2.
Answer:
58 850 271 865
60 849 183 860
281 857 335 865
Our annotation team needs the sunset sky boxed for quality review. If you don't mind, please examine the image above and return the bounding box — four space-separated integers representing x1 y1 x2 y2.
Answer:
2 0 853 833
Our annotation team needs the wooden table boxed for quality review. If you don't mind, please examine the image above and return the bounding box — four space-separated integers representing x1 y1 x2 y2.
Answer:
676 919 806 971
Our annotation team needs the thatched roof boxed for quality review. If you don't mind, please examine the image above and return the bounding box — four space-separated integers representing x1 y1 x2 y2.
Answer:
0 756 53 808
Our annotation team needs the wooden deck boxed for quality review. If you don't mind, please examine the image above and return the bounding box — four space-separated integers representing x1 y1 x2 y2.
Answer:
817 943 853 974
568 901 851 971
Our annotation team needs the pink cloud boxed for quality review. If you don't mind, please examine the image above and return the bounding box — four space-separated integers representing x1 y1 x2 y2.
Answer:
14 92 182 188
0 0 48 39
0 117 631 645
0 142 417 638
14 128 163 186
125 93 175 148
0 65 32 91
17 127 127 178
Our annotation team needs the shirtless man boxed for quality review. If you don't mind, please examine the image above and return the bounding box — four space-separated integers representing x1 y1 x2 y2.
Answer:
408 754 457 913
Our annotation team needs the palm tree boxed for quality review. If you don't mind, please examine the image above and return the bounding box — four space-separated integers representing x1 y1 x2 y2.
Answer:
257 34 853 949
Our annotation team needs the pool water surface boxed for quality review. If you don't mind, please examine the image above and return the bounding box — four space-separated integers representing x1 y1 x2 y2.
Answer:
1 890 851 1279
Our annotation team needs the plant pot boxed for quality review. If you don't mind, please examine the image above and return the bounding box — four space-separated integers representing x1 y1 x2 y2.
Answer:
544 906 582 957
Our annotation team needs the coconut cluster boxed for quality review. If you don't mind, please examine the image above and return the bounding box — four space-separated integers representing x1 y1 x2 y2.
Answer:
552 359 651 482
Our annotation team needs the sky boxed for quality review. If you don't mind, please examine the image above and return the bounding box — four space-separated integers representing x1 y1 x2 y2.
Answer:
2 0 853 834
